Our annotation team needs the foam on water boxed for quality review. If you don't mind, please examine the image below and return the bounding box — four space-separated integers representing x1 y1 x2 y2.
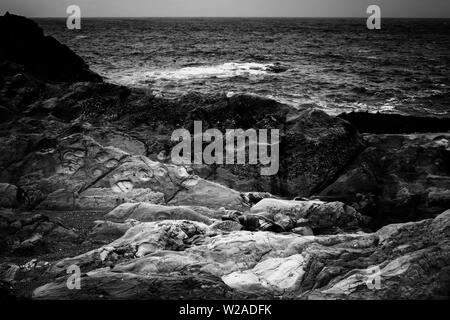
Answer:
111 62 272 87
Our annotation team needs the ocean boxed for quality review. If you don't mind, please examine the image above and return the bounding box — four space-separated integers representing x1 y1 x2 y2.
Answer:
37 18 450 117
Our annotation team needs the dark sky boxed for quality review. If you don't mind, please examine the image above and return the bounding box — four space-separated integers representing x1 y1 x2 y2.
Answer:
1 0 450 18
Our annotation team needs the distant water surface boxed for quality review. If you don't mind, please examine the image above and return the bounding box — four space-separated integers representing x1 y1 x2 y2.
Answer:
37 18 450 116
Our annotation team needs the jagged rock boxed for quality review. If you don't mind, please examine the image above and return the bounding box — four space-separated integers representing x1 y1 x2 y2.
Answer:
33 210 450 299
303 210 450 299
0 12 102 83
250 198 364 234
47 220 211 276
318 133 450 227
281 108 364 196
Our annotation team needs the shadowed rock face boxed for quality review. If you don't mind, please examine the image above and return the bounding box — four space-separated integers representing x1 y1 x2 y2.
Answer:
339 112 450 134
0 12 102 83
3 132 248 211
318 133 450 228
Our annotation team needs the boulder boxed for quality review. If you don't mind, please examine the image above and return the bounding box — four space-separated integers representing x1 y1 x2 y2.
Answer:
104 203 214 225
250 198 364 234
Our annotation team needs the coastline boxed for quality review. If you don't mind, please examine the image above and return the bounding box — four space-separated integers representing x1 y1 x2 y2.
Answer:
0 13 449 300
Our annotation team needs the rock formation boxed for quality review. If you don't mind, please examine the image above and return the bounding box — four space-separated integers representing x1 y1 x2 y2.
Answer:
32 210 450 299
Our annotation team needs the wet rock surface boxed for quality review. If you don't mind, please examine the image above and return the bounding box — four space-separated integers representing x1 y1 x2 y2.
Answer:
0 14 449 299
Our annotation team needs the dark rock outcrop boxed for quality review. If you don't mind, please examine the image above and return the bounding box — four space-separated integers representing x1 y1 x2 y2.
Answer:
0 12 102 83
339 111 450 134
317 133 450 227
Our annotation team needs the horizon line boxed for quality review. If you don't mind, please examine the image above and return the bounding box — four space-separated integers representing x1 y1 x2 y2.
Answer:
27 16 450 19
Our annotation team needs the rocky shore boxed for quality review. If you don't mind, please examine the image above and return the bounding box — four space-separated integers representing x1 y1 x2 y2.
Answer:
0 13 449 299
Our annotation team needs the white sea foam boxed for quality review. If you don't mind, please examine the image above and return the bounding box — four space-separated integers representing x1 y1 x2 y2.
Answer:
110 62 272 87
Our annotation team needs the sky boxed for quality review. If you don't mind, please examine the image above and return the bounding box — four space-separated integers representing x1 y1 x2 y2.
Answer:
1 0 450 18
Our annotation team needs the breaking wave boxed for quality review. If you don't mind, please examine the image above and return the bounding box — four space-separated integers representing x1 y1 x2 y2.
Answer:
110 62 276 87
